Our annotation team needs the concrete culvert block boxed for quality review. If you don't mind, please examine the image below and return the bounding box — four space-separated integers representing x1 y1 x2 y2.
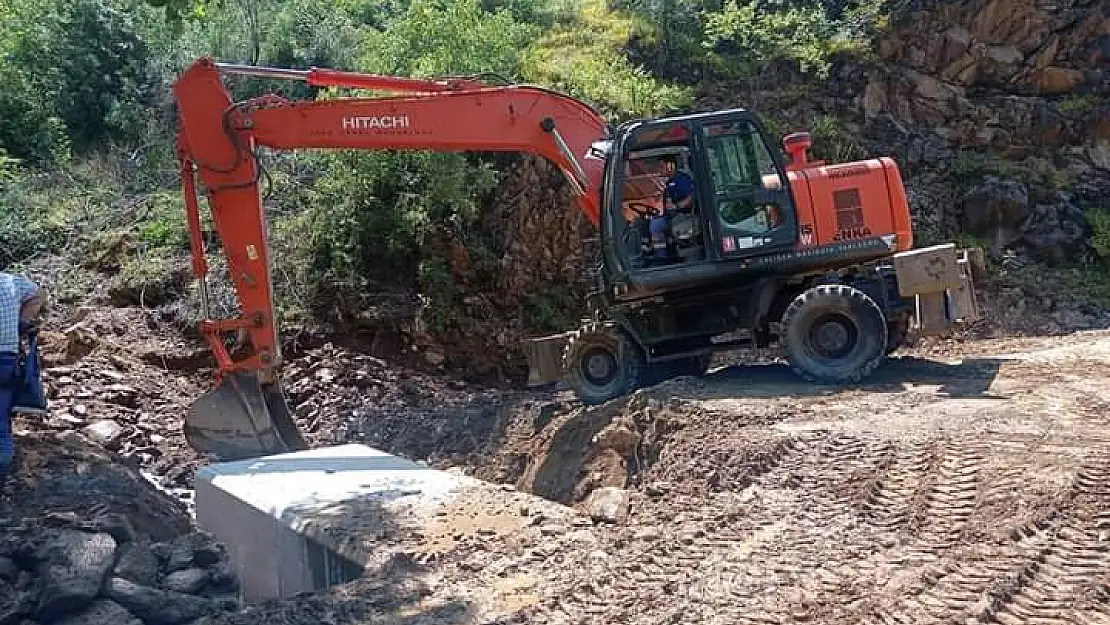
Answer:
195 443 578 601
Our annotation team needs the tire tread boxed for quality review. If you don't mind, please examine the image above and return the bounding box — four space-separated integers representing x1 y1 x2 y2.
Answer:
780 283 888 384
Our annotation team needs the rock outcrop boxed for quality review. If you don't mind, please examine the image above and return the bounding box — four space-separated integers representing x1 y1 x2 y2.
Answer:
855 0 1108 261
860 0 1107 153
0 523 239 625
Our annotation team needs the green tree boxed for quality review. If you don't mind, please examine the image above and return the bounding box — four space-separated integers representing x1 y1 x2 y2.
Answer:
0 0 155 162
358 0 540 77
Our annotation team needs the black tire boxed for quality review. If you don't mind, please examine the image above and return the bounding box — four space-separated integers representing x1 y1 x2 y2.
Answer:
886 315 911 355
780 284 888 384
562 322 646 405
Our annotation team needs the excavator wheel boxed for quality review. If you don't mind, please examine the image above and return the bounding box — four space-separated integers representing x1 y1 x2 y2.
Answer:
562 321 645 405
780 284 888 385
184 371 310 461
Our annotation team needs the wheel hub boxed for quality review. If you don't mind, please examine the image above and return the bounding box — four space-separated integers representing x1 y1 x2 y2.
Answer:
582 347 617 385
809 314 857 359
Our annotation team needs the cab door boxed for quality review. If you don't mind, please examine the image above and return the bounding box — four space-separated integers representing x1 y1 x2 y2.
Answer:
693 115 798 260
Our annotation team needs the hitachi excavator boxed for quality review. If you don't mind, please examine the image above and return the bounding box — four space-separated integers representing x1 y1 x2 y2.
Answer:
173 57 981 462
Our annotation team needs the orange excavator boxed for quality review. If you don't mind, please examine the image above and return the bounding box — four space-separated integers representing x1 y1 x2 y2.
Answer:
173 57 981 461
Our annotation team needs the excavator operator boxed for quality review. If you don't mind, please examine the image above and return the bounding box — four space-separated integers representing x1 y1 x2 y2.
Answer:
649 154 695 260
663 153 695 212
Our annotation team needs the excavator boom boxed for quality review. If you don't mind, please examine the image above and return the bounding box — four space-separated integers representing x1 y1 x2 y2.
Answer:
174 57 611 460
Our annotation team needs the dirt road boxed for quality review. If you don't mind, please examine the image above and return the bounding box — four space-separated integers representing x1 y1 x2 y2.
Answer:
294 330 1110 625
517 332 1110 624
12 303 1110 624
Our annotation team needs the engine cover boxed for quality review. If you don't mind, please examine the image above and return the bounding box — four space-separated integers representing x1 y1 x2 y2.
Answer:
787 157 914 252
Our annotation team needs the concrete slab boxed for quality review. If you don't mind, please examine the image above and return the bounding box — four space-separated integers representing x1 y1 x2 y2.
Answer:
195 443 576 601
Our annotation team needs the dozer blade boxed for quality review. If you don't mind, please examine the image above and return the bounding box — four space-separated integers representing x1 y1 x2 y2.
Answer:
523 331 572 387
184 371 310 461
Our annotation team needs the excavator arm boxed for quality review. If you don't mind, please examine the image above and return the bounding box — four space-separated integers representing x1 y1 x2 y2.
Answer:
173 57 611 460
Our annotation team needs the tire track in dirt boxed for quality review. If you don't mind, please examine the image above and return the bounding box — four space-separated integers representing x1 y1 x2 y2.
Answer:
670 432 908 624
534 430 814 624
536 429 902 625
917 442 990 543
977 457 1110 625
862 453 1110 625
861 440 937 531
612 438 809 619
768 432 899 528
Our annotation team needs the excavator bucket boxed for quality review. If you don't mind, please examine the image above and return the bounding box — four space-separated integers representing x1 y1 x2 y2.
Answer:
184 371 310 461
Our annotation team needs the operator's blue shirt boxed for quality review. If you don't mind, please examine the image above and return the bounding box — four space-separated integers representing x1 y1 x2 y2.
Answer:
0 272 38 354
666 170 694 205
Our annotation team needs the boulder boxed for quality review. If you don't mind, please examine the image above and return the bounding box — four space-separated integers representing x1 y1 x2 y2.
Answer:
159 532 225 573
113 543 160 587
81 421 125 449
0 557 18 584
586 487 631 524
979 45 1026 84
1031 34 1061 70
960 176 1031 246
106 578 228 625
1034 67 1085 93
1017 192 1089 264
161 568 208 595
35 531 118 622
202 562 238 595
62 325 99 363
594 421 641 457
937 27 973 69
52 600 143 625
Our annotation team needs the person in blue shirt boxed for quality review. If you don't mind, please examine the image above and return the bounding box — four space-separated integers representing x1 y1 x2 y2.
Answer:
663 154 695 213
0 271 45 476
649 154 695 260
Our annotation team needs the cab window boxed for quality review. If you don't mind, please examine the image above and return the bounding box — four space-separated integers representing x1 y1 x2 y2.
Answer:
703 120 784 236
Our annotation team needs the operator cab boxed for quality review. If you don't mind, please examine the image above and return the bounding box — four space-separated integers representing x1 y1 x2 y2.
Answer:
599 109 799 299
620 146 704 267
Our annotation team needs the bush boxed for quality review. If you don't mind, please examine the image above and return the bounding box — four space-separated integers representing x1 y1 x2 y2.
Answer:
358 0 540 77
703 0 873 79
268 149 501 316
0 0 156 162
1088 208 1110 262
521 0 692 119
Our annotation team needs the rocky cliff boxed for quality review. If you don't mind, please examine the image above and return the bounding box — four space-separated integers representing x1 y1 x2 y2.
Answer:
860 0 1108 262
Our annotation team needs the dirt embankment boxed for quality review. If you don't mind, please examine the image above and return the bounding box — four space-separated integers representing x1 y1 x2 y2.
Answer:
0 432 241 625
